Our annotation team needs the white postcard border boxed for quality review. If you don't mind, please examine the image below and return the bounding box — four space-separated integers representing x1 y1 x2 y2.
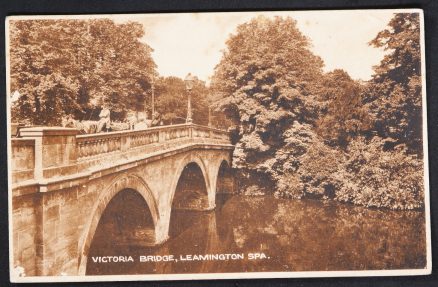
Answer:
6 8 431 283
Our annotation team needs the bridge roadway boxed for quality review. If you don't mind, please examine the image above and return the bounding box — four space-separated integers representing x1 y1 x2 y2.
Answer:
10 123 234 277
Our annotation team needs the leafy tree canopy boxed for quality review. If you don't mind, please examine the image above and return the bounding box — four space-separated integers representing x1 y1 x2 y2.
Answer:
316 69 372 148
212 13 424 210
211 16 324 187
366 13 422 154
10 19 157 125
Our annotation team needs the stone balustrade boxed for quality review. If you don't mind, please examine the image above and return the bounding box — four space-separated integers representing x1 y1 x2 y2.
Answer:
11 124 231 184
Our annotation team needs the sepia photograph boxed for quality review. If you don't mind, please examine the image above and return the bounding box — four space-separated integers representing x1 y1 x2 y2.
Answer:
6 9 431 282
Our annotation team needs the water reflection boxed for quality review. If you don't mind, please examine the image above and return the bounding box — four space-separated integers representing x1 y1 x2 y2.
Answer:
87 194 426 275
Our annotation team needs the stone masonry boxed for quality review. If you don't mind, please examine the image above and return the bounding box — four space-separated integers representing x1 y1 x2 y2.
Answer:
10 124 233 277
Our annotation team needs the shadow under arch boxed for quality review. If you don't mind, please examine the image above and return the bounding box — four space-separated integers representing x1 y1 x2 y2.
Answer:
215 159 235 209
78 174 159 275
167 154 211 239
172 162 209 210
168 153 212 211
216 160 234 194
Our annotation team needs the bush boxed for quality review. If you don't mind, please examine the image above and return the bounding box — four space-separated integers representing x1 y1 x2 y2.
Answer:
334 137 424 210
274 173 304 199
298 139 343 197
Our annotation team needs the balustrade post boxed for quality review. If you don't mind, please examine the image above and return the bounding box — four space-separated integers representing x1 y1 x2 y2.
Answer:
120 133 131 151
18 127 78 180
158 129 165 143
187 123 193 139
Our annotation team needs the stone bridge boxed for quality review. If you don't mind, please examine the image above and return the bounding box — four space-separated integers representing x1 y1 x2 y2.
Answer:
10 123 234 277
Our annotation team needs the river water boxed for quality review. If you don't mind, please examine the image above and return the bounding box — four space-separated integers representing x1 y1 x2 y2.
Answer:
87 194 426 275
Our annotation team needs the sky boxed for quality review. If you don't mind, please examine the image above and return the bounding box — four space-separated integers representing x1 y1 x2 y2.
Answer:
113 10 395 83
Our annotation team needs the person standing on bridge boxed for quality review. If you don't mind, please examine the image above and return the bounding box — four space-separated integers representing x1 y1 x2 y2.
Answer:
151 111 162 127
97 104 111 132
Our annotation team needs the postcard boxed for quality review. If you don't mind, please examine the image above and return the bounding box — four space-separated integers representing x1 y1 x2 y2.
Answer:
6 9 431 282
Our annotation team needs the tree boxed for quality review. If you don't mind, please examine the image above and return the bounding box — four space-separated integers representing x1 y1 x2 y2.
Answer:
9 19 157 125
328 12 425 210
316 69 372 148
10 20 82 125
366 13 422 155
211 16 324 192
84 20 156 120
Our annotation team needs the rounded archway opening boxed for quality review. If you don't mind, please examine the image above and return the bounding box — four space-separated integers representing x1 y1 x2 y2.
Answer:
169 162 209 238
86 188 156 275
215 160 235 209
172 162 209 211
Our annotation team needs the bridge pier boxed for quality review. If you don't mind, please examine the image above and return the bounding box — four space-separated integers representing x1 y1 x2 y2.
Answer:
154 215 171 245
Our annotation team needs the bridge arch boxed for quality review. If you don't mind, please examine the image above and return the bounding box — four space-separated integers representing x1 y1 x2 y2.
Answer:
77 174 159 275
169 153 212 211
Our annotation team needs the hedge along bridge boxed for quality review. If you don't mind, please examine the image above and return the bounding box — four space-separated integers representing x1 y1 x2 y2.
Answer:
10 123 235 276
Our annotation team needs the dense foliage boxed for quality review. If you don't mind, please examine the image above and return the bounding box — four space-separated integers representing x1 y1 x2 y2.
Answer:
212 14 424 210
334 137 423 210
316 69 372 148
10 19 156 125
211 16 324 193
367 13 423 154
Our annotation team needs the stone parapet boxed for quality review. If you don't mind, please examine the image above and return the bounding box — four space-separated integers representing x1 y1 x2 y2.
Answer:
17 127 79 181
11 124 231 190
11 138 36 183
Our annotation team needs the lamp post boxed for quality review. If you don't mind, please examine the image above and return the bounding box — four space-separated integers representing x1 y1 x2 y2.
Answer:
206 84 212 127
184 73 195 124
151 76 155 117
208 106 212 127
